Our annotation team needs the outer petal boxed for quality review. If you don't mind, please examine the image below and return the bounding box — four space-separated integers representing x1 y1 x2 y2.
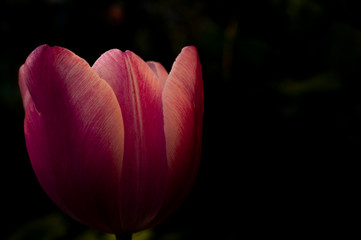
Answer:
155 46 204 224
19 65 31 109
21 45 124 233
147 61 168 88
93 50 168 231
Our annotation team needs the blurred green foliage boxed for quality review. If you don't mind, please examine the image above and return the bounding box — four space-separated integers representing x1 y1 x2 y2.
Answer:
7 213 67 240
6 212 174 240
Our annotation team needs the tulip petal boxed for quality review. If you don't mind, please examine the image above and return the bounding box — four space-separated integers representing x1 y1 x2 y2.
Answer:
22 45 125 233
93 50 168 231
147 61 168 88
19 65 31 109
157 46 204 223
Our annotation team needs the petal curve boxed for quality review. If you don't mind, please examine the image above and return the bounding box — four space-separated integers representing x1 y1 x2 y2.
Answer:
19 65 31 109
93 49 168 231
156 46 204 224
147 61 168 88
22 45 125 233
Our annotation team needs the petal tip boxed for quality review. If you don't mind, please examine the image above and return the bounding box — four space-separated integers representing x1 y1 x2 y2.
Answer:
181 45 198 54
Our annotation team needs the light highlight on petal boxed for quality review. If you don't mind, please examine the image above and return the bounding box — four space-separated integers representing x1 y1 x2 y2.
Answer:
22 45 125 233
156 46 204 223
93 49 168 231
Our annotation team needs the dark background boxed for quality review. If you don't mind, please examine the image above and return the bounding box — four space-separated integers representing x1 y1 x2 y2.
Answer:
1 0 358 239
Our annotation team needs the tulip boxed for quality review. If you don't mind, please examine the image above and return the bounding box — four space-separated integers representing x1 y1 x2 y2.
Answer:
19 44 203 238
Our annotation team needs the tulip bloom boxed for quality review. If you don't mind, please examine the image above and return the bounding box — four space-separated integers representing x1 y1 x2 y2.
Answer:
19 45 203 236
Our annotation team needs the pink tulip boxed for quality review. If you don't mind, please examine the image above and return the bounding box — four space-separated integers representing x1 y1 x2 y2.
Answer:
19 45 203 235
